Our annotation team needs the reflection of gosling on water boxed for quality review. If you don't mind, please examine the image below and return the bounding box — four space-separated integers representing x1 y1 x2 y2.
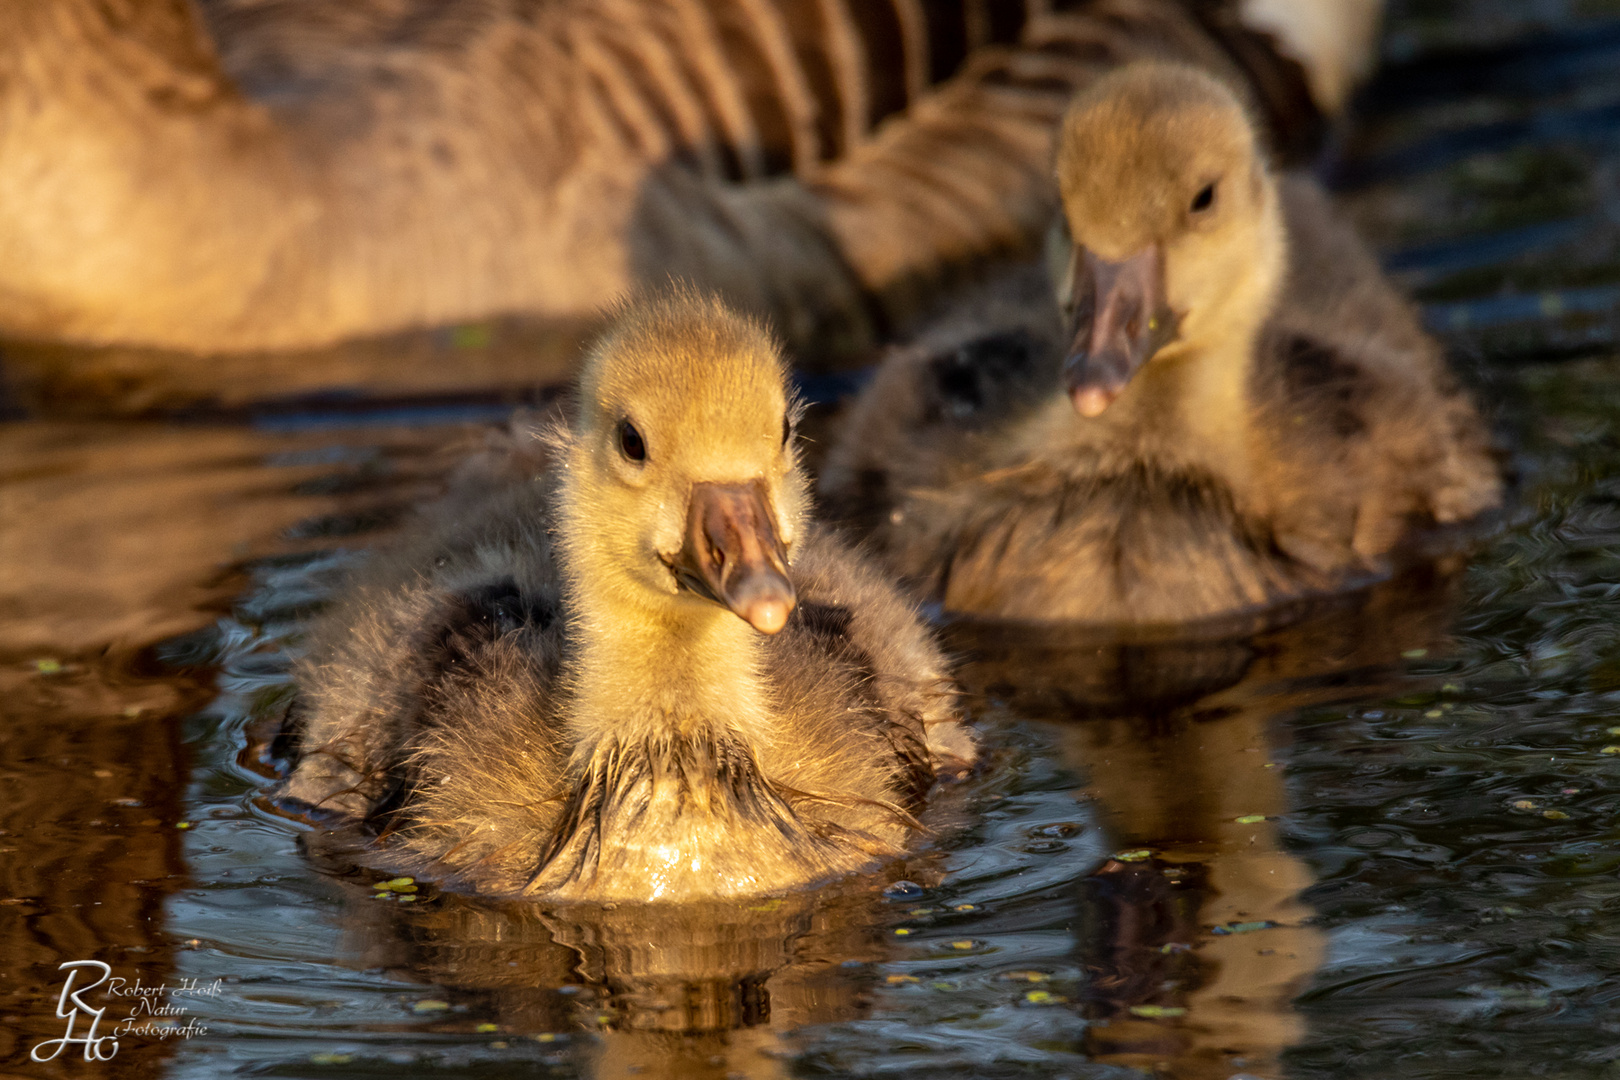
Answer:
279 294 973 901
821 62 1502 625
3 0 1365 356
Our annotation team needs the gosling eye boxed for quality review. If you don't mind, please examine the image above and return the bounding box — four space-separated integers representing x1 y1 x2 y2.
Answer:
617 418 646 463
1190 181 1217 214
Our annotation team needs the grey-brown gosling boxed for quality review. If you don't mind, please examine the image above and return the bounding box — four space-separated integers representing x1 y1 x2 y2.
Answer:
277 293 973 901
820 62 1502 625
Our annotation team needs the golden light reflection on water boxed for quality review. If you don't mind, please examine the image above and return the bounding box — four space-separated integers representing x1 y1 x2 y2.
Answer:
943 571 1466 1080
0 421 450 656
324 885 905 1080
0 418 454 1077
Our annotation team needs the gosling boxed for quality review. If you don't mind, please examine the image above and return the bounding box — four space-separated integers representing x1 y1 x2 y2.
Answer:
820 62 1502 625
278 293 973 901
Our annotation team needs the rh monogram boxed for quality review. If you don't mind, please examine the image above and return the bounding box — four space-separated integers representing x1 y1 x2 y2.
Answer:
31 960 119 1062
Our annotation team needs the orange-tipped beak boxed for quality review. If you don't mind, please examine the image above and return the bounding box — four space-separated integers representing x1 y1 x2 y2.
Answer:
667 480 795 634
1062 245 1180 417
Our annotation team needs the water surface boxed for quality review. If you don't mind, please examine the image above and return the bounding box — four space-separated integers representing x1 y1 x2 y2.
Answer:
7 2 1620 1078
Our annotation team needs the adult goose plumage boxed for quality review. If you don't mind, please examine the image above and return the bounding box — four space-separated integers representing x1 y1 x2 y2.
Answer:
2 0 1369 358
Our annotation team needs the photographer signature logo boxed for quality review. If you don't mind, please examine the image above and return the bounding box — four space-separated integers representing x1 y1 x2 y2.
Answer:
31 960 218 1062
31 961 118 1062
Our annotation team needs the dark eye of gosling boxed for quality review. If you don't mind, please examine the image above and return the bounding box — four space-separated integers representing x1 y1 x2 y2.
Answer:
617 418 646 463
1190 182 1216 214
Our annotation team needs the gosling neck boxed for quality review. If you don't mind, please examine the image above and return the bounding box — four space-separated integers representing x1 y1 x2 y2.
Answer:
1168 203 1288 457
557 519 777 753
535 536 817 900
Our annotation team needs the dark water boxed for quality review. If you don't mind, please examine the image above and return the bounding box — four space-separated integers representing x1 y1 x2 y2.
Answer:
8 3 1620 1078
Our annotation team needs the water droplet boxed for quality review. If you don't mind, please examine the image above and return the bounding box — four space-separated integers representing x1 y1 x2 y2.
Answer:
883 880 925 900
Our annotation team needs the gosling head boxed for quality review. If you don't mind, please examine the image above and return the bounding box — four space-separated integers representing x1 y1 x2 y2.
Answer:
1053 62 1285 417
560 292 806 635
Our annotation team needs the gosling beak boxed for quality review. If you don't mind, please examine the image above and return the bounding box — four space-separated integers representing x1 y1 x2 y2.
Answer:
1062 246 1179 417
668 480 796 634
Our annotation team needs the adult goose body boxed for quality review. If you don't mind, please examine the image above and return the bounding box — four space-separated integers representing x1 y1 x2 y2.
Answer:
3 0 1370 358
